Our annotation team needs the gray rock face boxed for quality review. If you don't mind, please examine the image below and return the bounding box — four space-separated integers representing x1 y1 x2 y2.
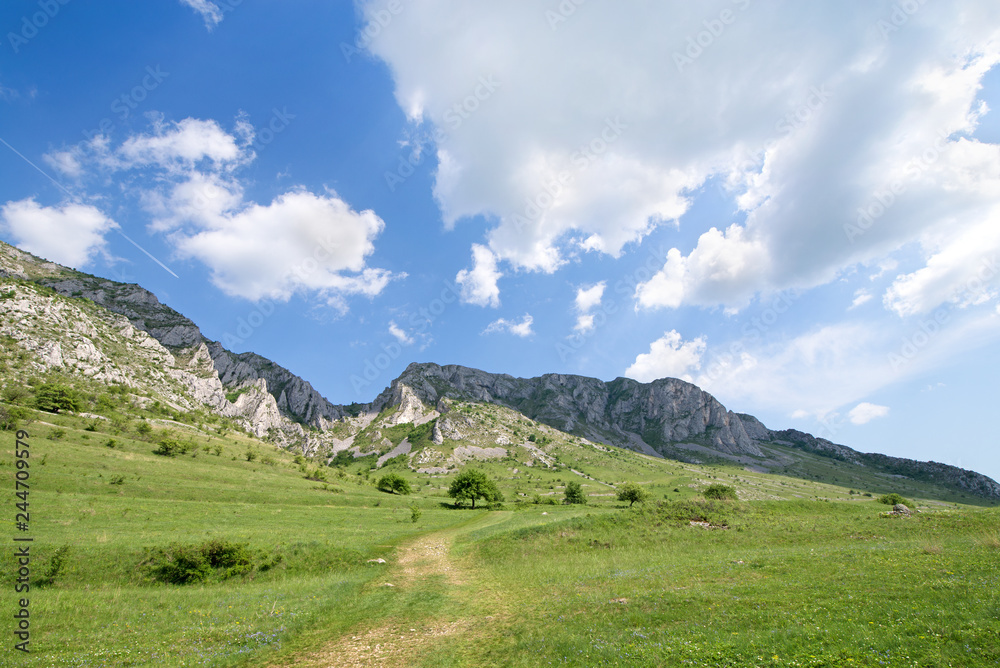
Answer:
370 362 767 458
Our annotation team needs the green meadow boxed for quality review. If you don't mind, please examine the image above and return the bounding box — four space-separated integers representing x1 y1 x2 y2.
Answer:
1 405 998 667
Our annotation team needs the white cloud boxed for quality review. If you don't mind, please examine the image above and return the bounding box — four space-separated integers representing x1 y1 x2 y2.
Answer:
848 402 890 425
455 244 501 307
625 330 706 383
172 190 393 304
179 0 224 30
483 313 533 337
41 116 397 307
389 321 414 345
574 281 605 331
850 289 873 310
0 198 117 268
363 0 1000 311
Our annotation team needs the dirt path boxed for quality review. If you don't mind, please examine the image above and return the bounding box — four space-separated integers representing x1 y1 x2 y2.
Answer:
270 514 507 668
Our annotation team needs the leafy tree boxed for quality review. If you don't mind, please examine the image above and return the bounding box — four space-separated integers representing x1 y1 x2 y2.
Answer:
376 472 413 495
34 383 80 414
703 484 738 501
448 468 504 509
564 480 586 505
877 493 912 506
616 482 648 507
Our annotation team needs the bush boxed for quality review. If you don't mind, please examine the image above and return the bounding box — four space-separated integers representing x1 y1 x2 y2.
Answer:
410 504 422 523
877 493 912 506
37 545 71 587
377 472 413 495
0 405 28 431
136 420 152 437
703 484 738 501
148 540 256 584
564 480 586 505
153 439 184 457
245 448 258 463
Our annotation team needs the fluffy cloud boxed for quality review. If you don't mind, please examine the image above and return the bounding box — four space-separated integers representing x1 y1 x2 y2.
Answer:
625 330 706 383
483 313 533 337
363 0 1000 313
179 0 224 30
0 199 117 268
455 244 501 307
42 117 397 306
848 402 890 425
574 281 605 331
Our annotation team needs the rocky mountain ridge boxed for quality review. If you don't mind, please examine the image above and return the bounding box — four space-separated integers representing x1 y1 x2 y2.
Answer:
3 240 998 499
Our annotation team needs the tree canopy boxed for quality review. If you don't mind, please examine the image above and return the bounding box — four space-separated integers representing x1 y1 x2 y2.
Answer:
563 480 586 505
34 383 81 414
616 482 648 507
448 468 503 509
376 472 413 495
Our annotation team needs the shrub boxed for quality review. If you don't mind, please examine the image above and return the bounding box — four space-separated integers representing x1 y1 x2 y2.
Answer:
148 540 256 584
153 439 184 457
703 484 738 501
48 428 66 440
410 504 422 523
0 405 28 431
245 448 258 462
136 420 152 437
109 474 125 485
877 493 912 506
104 439 117 449
563 480 586 505
377 472 413 495
37 545 71 587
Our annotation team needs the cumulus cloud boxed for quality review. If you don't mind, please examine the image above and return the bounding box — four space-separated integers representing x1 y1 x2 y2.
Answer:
0 199 117 268
625 330 706 383
41 116 397 306
848 402 890 425
179 0 224 30
363 0 1000 312
574 281 605 331
455 244 501 307
483 313 533 337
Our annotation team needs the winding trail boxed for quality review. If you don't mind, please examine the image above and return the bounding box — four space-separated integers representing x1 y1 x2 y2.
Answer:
269 513 511 668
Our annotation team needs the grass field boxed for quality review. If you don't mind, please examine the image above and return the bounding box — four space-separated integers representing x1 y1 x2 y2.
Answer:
2 406 998 667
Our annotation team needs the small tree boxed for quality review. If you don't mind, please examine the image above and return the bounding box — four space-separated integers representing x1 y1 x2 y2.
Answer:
448 468 504 509
564 480 586 505
616 482 648 507
376 472 413 495
34 383 80 414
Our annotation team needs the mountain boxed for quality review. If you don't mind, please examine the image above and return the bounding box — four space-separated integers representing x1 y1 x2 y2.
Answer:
2 239 998 500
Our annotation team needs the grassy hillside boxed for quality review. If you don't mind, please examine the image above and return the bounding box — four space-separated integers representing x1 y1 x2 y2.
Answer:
2 399 998 666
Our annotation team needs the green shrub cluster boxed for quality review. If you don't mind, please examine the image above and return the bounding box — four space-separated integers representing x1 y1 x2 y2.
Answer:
703 483 738 501
877 493 912 506
146 540 278 585
376 472 412 495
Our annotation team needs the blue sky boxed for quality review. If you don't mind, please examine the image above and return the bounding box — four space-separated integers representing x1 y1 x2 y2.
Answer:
2 1 1000 481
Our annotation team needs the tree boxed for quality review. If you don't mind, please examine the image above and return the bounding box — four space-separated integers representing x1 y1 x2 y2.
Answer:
564 480 586 505
376 472 413 495
34 383 80 414
448 468 504 509
616 482 648 507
